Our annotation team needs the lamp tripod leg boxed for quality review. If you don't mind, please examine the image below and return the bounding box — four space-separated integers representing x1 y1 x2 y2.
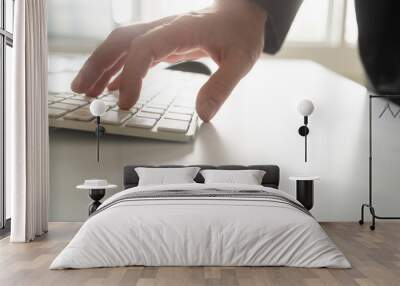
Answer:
305 134 307 162
369 206 376 230
359 203 366 225
95 116 104 162
97 131 100 162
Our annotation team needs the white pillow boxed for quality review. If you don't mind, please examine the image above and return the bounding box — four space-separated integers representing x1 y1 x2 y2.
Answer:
200 169 266 185
135 167 200 186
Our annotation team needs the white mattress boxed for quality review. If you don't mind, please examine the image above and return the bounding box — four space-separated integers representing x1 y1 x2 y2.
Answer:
50 183 350 269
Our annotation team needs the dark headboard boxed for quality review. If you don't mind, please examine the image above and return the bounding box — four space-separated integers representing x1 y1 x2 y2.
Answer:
123 165 280 189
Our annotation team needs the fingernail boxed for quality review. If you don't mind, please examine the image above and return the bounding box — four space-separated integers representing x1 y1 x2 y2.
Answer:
71 76 82 92
198 99 218 122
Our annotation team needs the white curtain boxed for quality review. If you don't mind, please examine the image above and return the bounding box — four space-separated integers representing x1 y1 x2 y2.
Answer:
7 0 49 242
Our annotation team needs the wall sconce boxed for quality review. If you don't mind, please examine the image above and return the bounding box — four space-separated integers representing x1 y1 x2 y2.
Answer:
90 100 107 162
297 99 315 162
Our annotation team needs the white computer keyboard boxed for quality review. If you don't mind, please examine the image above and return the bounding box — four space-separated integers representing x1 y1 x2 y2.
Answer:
48 69 207 142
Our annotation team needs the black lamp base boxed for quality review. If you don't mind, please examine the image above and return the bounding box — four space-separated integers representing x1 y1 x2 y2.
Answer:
88 189 105 215
296 180 314 210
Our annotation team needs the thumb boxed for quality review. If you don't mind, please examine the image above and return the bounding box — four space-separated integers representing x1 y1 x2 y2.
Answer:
196 52 252 122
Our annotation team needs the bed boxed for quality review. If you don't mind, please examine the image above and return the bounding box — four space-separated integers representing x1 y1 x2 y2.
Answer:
50 165 350 269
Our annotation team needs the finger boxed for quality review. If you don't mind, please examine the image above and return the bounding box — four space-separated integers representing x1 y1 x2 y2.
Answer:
109 49 204 95
71 26 132 93
71 16 178 94
119 21 196 109
107 59 158 91
196 51 253 122
108 59 159 90
86 53 127 97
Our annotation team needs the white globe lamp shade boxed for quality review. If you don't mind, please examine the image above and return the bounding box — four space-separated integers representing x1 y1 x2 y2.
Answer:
90 100 107 117
297 99 314 116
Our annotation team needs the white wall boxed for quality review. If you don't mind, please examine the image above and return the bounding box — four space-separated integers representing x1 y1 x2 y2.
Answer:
48 58 386 222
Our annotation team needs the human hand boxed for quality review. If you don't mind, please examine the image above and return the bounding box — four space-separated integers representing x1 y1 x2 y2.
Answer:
71 0 266 122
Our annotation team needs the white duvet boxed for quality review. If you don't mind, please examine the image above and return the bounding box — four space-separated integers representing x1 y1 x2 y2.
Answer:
50 183 350 269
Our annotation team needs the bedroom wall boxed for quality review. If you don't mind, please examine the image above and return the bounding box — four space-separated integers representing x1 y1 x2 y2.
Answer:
49 58 399 222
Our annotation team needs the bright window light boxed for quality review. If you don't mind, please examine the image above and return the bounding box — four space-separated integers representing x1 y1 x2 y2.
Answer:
140 0 213 22
48 0 113 40
345 0 358 45
47 0 360 50
111 0 134 25
286 0 330 43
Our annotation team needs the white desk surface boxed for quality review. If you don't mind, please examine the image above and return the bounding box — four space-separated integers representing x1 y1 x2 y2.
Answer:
49 56 369 222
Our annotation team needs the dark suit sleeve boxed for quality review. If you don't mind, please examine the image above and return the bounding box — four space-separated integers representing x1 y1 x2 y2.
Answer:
355 0 400 95
252 0 303 54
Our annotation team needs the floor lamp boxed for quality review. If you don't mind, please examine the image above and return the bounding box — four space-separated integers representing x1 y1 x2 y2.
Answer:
359 93 400 230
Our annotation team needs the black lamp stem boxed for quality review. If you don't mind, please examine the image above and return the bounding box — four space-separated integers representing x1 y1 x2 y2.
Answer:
298 116 310 162
305 133 308 162
96 116 100 162
304 116 308 162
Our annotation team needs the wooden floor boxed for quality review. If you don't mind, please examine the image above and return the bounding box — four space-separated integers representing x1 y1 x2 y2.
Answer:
0 222 399 286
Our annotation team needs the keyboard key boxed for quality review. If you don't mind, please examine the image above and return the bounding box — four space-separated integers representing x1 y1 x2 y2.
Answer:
164 113 192 121
73 95 96 102
104 101 116 108
112 106 138 114
49 108 68 118
157 119 189 133
130 107 139 114
48 95 64 102
64 109 95 122
137 99 150 105
168 106 194 115
173 101 195 108
141 107 164 114
62 99 88 106
51 102 80 111
52 93 74 98
133 103 144 109
101 111 132 125
102 95 118 102
77 106 91 112
151 96 175 104
135 111 161 120
126 117 157 129
147 103 168 110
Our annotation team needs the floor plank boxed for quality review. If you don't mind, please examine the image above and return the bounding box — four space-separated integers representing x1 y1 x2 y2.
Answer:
0 222 399 286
